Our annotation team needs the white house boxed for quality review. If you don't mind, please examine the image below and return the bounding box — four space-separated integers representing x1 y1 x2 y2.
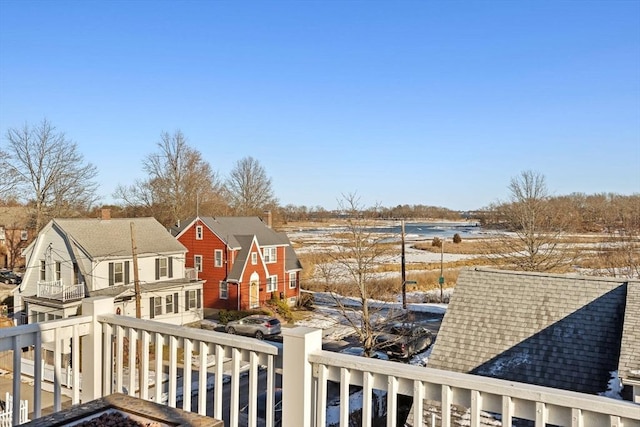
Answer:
13 211 205 328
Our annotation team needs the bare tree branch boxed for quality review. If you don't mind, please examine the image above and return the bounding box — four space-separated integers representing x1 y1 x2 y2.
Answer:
225 156 277 216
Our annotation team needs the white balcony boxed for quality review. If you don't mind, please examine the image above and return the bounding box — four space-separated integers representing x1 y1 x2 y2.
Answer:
36 280 85 302
0 297 638 427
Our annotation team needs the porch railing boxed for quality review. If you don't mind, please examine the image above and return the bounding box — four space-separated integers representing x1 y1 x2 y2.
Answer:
0 297 638 427
36 280 85 301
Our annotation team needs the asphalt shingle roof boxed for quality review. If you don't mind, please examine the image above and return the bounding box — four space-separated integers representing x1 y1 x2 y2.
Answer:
53 217 186 259
619 281 640 382
429 268 634 395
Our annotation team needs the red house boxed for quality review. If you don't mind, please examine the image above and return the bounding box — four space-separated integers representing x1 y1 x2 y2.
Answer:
172 216 303 310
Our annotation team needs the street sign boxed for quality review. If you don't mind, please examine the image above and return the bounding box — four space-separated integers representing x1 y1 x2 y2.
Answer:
438 276 445 285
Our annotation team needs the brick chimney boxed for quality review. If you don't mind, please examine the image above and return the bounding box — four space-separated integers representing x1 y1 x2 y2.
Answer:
101 208 111 220
263 210 272 228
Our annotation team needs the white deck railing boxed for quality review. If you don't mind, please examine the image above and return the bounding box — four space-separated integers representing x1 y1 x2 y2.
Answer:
36 280 85 301
0 297 638 427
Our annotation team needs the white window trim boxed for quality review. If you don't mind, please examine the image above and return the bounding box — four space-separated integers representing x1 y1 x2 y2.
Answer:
220 281 228 299
267 275 278 293
154 296 163 316
289 272 297 289
158 257 168 277
251 252 257 265
194 255 203 272
188 289 197 309
214 250 223 268
196 225 203 240
263 247 277 263
113 262 124 285
166 294 174 313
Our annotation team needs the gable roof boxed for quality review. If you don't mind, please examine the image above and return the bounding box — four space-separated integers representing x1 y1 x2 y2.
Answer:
173 216 290 249
429 268 633 395
52 217 186 259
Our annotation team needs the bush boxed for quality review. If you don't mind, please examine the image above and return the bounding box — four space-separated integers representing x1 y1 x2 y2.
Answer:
453 233 462 244
431 237 442 247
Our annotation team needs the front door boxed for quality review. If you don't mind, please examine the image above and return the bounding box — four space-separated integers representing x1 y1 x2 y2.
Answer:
249 272 259 309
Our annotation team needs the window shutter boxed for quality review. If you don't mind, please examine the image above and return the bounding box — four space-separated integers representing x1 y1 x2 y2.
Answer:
124 261 130 284
168 257 173 278
185 291 190 309
174 292 179 313
149 297 155 319
197 289 201 309
108 263 114 286
155 259 160 280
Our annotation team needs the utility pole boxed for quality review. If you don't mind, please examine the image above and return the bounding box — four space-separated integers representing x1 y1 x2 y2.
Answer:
401 220 406 309
439 238 444 303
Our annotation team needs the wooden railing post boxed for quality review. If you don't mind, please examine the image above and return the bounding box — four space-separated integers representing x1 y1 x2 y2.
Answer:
81 297 114 403
282 327 323 427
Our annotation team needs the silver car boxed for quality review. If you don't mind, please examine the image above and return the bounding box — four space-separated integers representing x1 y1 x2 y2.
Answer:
225 315 281 340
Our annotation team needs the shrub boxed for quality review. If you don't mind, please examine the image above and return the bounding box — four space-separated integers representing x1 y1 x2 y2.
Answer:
431 237 442 247
453 233 462 244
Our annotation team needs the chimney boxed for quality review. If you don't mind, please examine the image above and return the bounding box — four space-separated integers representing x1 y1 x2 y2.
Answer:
263 210 272 228
101 208 111 220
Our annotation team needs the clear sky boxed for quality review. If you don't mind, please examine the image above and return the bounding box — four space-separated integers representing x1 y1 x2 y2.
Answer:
0 1 639 211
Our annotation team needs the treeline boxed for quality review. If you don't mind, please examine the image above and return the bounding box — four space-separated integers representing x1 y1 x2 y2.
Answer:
276 203 462 223
479 192 640 234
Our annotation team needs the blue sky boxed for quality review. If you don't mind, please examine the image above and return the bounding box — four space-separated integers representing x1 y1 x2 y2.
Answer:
1 1 639 211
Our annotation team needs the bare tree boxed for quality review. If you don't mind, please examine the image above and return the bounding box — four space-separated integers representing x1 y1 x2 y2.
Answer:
225 156 276 216
114 130 226 226
314 193 397 357
3 119 98 231
486 170 575 272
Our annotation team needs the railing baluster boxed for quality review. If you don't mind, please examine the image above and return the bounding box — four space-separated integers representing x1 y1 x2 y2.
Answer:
340 367 351 427
266 354 275 427
502 395 514 427
386 375 398 427
154 332 163 404
316 364 328 427
249 351 259 427
535 401 547 427
441 384 452 427
183 338 193 411
102 322 113 396
53 328 62 411
127 327 137 396
168 335 178 407
33 331 42 419
470 389 481 427
413 380 424 427
141 330 150 401
115 325 124 393
11 335 21 427
198 341 208 415
72 324 80 403
362 370 373 427
229 347 241 427
571 408 583 427
214 343 224 420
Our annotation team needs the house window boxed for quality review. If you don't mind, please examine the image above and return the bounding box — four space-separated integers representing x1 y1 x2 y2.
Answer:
158 258 168 277
196 225 203 240
186 289 201 309
251 253 257 265
194 255 203 272
166 294 174 313
263 247 277 263
214 250 223 268
55 261 62 281
289 272 297 289
154 297 163 316
40 260 46 281
20 230 28 241
267 275 277 293
220 281 228 299
113 262 124 285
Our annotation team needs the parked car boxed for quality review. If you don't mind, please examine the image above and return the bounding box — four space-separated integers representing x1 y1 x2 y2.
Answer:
0 270 21 285
239 388 282 427
339 346 389 360
225 315 281 340
375 323 433 359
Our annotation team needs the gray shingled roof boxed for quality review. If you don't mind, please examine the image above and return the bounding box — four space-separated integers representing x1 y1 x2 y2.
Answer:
174 217 290 248
53 217 186 259
429 268 632 395
619 281 640 382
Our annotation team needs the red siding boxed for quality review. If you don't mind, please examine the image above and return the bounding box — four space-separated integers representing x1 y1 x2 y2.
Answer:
177 220 300 310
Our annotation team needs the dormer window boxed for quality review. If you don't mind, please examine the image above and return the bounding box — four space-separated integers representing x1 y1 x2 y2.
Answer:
196 225 203 240
251 252 257 265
